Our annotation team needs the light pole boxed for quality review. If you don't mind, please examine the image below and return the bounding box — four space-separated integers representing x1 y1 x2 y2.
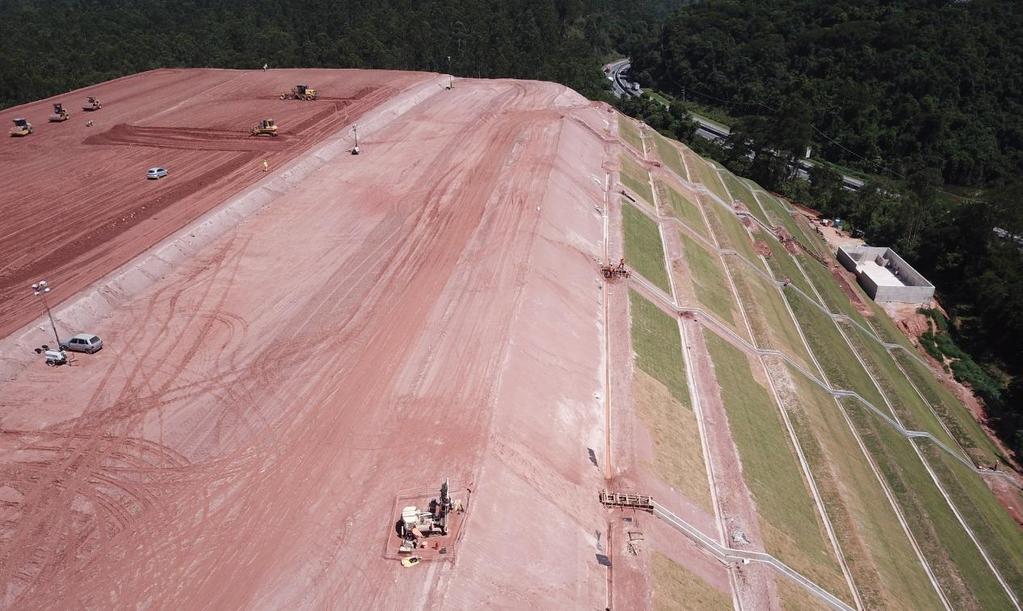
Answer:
351 123 360 155
31 280 62 348
446 56 453 89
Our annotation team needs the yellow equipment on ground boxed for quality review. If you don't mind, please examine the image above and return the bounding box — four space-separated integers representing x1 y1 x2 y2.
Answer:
10 118 32 137
250 118 279 137
49 103 70 122
83 96 102 111
280 84 318 101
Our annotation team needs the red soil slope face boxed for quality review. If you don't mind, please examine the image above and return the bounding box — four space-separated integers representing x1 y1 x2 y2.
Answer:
0 73 612 608
0 68 425 340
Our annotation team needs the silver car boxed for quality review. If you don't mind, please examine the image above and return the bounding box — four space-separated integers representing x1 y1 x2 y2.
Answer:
63 333 103 353
147 167 168 179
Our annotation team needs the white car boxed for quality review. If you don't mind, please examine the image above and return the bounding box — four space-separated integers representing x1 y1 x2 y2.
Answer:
147 167 168 180
62 333 103 354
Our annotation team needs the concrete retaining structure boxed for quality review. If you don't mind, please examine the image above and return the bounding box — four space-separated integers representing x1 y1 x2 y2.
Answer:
837 245 934 303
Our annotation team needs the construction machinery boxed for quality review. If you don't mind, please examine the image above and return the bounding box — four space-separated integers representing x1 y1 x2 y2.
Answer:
396 480 460 555
44 349 68 366
601 258 631 280
10 118 32 137
599 489 654 512
82 96 102 111
280 84 318 101
250 118 279 137
49 103 70 122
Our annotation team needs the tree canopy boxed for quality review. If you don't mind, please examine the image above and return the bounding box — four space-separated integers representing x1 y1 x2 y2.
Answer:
0 0 681 109
629 0 1023 187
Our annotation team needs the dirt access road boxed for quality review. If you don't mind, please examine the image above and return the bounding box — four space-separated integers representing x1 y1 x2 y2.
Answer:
0 68 425 341
0 74 613 607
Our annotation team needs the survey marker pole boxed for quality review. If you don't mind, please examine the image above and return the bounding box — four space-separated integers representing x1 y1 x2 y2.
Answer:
32 280 61 347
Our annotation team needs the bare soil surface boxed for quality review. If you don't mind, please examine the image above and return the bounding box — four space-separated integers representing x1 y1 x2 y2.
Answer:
0 73 613 608
0 68 425 341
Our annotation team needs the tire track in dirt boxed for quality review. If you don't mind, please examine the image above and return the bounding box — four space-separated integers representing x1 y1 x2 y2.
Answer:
2 77 580 608
0 234 255 602
0 76 414 341
153 85 548 609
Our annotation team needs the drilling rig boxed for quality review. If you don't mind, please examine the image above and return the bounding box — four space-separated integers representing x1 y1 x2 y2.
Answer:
396 479 459 555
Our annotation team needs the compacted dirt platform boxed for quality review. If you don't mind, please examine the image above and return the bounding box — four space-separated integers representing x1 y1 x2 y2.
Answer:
0 68 425 340
0 71 614 608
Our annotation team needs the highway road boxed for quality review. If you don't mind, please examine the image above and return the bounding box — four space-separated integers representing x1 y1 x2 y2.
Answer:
605 59 639 99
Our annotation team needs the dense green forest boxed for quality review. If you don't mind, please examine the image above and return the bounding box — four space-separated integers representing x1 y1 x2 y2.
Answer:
0 0 676 108
621 0 1023 456
628 0 1023 186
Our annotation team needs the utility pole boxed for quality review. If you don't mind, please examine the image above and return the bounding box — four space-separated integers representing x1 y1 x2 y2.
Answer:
446 56 454 89
31 280 61 348
351 124 360 155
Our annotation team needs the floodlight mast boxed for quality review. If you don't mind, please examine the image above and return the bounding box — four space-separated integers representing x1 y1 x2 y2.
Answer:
31 280 61 347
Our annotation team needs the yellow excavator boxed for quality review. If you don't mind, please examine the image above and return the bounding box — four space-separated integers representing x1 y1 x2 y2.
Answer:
280 84 318 101
10 118 33 137
250 118 279 137
49 103 70 122
83 96 102 111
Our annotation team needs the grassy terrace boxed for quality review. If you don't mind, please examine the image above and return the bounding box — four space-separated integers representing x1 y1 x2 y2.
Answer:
865 304 917 352
845 398 1013 609
653 134 689 181
922 443 1023 597
785 288 887 408
782 363 943 610
777 577 830 611
703 197 759 263
678 231 738 328
652 553 730 611
683 149 730 203
621 154 654 204
630 290 712 512
756 190 807 236
629 290 687 404
798 256 872 329
718 169 770 226
761 234 814 297
705 332 849 600
634 369 713 512
728 259 814 370
840 320 959 451
893 349 1003 467
755 189 831 261
622 201 671 293
657 180 707 238
618 116 644 154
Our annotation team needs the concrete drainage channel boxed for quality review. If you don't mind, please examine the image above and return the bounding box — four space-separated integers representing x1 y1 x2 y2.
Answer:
0 75 449 382
598 490 854 610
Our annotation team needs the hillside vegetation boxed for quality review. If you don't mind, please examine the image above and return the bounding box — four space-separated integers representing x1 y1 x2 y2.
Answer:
0 0 679 109
623 0 1023 457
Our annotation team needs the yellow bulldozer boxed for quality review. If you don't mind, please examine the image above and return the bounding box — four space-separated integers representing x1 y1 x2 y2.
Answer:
250 118 279 137
280 84 318 101
49 103 70 122
10 118 33 137
83 96 102 111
